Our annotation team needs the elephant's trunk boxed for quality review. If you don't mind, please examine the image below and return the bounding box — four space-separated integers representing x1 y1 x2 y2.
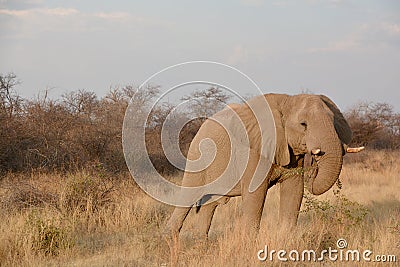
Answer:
307 117 343 195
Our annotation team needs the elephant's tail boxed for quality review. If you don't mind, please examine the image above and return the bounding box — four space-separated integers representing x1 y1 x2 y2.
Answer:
196 205 201 213
195 194 211 213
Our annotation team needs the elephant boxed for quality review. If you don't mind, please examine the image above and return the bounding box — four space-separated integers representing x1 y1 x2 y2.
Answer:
165 93 364 239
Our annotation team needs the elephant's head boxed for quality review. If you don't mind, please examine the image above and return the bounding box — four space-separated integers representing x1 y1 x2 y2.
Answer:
266 94 354 195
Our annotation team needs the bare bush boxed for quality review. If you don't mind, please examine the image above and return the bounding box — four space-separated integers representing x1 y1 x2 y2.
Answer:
0 75 232 175
0 177 58 211
0 78 162 174
345 102 400 149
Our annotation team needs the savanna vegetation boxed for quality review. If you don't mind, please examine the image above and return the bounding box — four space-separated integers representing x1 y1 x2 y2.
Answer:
0 73 399 266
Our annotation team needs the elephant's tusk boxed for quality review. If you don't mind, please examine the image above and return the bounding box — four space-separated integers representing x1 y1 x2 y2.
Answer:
311 148 321 155
346 146 365 153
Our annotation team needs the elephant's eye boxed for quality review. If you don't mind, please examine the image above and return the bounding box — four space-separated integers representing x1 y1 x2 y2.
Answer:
300 122 307 129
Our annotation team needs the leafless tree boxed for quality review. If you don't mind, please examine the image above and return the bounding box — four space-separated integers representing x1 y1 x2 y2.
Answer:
62 89 98 117
181 87 231 118
0 73 22 118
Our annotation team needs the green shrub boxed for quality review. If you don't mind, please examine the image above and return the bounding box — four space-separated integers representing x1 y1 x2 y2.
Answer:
301 187 369 229
27 211 73 256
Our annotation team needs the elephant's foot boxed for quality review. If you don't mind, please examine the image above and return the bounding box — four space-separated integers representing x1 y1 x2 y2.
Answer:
163 230 179 266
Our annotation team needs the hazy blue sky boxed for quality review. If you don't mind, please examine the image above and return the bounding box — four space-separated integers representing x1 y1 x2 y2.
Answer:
1 0 399 111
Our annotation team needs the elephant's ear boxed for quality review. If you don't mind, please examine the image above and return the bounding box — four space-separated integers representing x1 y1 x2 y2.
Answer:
319 95 352 145
264 94 290 166
273 109 290 166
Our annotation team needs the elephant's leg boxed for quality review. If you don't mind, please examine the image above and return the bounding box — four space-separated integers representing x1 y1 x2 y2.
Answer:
241 185 268 233
279 174 304 229
165 207 191 237
164 167 204 237
241 153 269 233
195 202 219 238
164 207 191 266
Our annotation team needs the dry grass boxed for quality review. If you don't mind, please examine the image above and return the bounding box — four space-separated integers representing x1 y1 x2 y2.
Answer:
0 150 399 266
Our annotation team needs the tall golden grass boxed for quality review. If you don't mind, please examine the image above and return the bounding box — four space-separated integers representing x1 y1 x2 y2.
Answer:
0 150 399 266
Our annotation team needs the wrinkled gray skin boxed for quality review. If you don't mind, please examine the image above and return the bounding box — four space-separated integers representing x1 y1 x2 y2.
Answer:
165 94 353 238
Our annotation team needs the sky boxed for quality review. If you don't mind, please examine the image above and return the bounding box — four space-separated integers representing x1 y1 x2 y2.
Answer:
1 0 399 112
